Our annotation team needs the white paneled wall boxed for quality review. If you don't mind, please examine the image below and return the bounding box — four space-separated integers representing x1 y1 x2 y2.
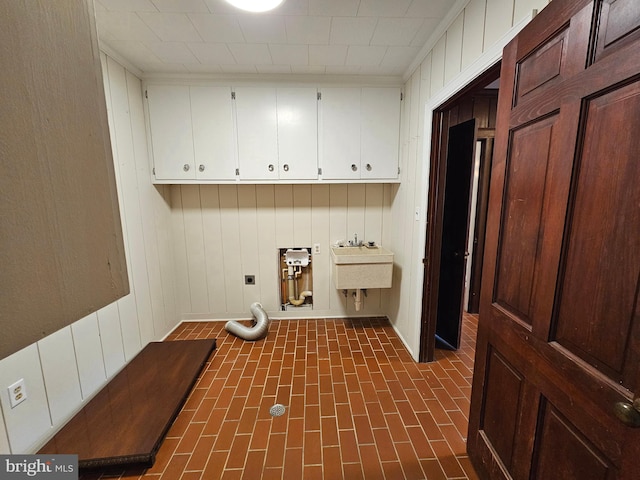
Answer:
172 184 393 319
389 0 551 358
0 55 177 454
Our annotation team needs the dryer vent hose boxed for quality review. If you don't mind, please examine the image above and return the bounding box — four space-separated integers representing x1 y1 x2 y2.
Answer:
225 302 270 341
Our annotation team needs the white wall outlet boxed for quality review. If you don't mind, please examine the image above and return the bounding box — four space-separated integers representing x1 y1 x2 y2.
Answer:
8 378 27 408
313 243 321 254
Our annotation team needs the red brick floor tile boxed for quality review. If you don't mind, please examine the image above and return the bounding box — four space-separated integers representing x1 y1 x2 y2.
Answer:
322 446 343 479
342 462 364 480
282 448 303 480
82 316 480 480
185 435 215 471
359 444 384 480
303 430 322 466
264 432 286 469
320 416 339 446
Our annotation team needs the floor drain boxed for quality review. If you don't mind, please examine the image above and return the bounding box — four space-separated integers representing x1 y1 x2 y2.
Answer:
269 404 286 417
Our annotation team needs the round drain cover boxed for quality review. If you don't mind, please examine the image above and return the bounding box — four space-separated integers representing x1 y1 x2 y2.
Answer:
269 404 286 417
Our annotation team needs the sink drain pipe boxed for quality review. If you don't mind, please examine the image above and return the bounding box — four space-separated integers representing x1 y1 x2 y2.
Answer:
225 302 269 341
288 265 312 306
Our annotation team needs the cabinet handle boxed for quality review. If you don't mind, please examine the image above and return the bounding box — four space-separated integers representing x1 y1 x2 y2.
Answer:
268 164 274 172
183 164 190 172
283 164 289 172
198 164 205 172
351 164 358 172
366 163 372 171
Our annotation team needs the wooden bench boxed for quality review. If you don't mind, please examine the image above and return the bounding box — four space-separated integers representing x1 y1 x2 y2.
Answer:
39 339 216 472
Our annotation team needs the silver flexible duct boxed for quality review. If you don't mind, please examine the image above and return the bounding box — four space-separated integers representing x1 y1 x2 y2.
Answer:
224 302 270 341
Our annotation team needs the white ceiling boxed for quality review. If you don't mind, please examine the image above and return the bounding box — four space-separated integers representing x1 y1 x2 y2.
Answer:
95 0 455 78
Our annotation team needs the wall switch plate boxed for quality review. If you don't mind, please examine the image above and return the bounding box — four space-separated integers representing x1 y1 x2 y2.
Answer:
313 243 320 254
8 379 27 408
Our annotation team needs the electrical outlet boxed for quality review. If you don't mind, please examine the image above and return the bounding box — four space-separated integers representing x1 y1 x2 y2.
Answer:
313 243 320 254
8 379 27 408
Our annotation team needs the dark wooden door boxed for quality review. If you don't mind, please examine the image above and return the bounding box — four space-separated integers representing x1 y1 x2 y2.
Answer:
468 0 640 479
436 119 476 349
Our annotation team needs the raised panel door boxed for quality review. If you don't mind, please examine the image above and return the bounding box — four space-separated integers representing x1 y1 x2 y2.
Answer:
468 0 640 478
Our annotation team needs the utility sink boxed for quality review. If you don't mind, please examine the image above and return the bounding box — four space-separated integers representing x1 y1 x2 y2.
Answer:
330 246 394 289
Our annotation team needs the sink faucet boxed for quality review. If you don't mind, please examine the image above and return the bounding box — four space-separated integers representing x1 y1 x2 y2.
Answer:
349 233 362 247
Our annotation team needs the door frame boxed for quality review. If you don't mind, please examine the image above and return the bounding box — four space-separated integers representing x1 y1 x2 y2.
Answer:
415 13 535 363
419 65 500 362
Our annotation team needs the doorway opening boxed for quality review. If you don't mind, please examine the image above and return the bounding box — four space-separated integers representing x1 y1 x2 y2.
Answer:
419 63 501 362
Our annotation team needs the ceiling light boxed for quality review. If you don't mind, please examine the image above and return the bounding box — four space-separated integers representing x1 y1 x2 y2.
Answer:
224 0 285 12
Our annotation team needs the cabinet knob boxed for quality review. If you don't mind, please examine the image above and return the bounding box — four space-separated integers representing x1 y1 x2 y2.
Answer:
283 164 289 172
351 164 358 172
183 164 190 172
198 164 205 172
366 163 372 171
268 164 275 172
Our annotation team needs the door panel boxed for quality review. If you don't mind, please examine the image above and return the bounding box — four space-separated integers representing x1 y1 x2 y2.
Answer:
494 116 557 325
479 347 524 471
436 119 476 349
532 402 613 480
515 27 568 104
468 0 640 478
554 81 640 383
596 0 640 61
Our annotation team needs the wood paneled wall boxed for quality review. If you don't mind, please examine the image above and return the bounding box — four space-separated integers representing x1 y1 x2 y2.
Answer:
170 183 394 319
0 56 178 454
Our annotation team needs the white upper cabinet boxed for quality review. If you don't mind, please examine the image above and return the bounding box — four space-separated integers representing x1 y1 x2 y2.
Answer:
190 86 236 180
146 85 194 180
320 87 401 180
320 87 361 180
234 86 318 181
360 87 401 179
276 88 318 180
234 87 279 180
146 85 236 181
146 83 400 184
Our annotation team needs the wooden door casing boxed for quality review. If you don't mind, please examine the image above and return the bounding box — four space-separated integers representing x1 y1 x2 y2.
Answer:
468 0 640 479
420 77 500 362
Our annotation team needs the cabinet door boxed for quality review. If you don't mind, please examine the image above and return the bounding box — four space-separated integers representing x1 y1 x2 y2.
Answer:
147 85 195 180
277 87 318 180
320 87 361 180
190 86 237 180
360 87 400 179
235 87 279 180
